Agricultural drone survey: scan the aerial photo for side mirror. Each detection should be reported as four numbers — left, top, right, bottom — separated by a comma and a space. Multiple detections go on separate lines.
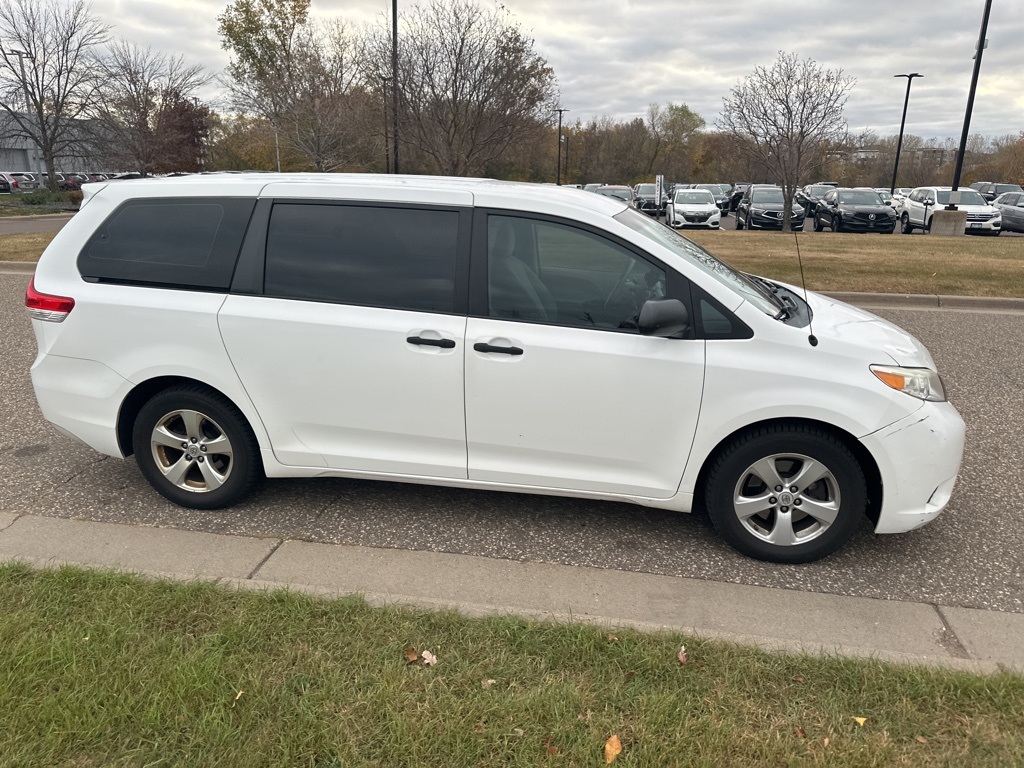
638, 298, 688, 339
925, 199, 935, 206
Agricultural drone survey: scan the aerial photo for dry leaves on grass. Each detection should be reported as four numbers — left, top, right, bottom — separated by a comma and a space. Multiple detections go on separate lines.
605, 734, 622, 763
403, 646, 438, 667
677, 645, 688, 665
852, 717, 867, 727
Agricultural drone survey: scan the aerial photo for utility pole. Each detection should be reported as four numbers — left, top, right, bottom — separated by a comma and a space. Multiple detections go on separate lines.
554, 107, 569, 185
391, 0, 400, 174
4, 47, 43, 178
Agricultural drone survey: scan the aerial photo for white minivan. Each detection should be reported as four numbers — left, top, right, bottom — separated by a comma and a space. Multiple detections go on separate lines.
26, 174, 965, 563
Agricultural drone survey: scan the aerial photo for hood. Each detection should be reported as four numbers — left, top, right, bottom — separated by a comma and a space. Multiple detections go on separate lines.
798, 289, 935, 367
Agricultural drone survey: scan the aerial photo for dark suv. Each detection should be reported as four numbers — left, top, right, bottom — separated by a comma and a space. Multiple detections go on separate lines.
812, 188, 897, 233
735, 186, 804, 231
977, 182, 1024, 203
632, 183, 664, 216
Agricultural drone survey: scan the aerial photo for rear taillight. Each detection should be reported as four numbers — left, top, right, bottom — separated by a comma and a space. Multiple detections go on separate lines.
25, 276, 75, 322
10, 179, 17, 189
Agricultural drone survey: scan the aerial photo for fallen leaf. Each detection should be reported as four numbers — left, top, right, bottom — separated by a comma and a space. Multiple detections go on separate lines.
823, 737, 831, 747
404, 646, 419, 664
916, 735, 928, 744
605, 734, 622, 763
421, 650, 437, 667
677, 645, 688, 665
82, 635, 89, 641
795, 726, 807, 738
623, 670, 636, 684
544, 736, 558, 756
513, 728, 524, 737
852, 717, 867, 727
607, 634, 619, 643
482, 679, 497, 689
792, 675, 805, 683
231, 690, 244, 708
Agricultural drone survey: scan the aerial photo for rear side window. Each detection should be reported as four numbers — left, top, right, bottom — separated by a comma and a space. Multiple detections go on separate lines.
78, 198, 255, 289
264, 203, 459, 313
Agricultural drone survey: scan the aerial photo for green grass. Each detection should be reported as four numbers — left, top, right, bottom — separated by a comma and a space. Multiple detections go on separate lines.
1, 563, 1022, 766
686, 229, 1024, 297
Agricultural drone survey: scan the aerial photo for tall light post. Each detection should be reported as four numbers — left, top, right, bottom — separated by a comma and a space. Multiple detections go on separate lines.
554, 107, 569, 185
391, 0, 400, 174
949, 0, 994, 202
890, 73, 922, 194
3, 47, 43, 178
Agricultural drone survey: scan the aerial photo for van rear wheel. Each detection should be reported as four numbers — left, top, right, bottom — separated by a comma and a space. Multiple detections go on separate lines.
703, 425, 866, 563
132, 385, 262, 509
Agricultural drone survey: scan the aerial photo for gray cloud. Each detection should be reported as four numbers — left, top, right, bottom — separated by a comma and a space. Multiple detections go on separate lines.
88, 0, 1022, 138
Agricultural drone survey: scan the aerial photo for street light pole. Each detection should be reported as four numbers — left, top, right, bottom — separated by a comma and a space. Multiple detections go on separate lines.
4, 48, 44, 179
391, 0, 400, 174
890, 73, 922, 194
554, 107, 568, 185
949, 0, 994, 200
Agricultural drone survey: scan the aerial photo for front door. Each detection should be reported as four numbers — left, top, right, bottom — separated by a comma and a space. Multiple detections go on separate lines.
465, 213, 705, 498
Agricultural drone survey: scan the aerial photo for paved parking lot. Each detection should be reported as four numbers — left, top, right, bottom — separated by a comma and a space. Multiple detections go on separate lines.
2, 272, 1022, 613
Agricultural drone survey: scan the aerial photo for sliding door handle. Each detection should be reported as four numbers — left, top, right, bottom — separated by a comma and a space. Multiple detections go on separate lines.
407, 336, 456, 349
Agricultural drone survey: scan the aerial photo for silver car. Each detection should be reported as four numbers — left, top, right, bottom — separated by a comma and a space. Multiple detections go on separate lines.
993, 191, 1024, 233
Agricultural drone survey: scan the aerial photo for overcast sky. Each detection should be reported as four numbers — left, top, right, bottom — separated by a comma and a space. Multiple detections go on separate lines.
90, 0, 1022, 139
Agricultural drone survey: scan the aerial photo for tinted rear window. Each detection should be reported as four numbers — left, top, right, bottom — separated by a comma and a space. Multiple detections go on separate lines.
264, 203, 459, 313
78, 197, 255, 288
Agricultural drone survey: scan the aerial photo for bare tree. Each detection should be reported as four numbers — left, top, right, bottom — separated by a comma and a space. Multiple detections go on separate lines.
0, 0, 108, 189
365, 0, 558, 176
90, 41, 211, 174
718, 51, 855, 230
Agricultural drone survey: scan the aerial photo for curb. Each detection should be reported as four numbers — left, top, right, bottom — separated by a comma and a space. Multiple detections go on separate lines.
1, 513, 1022, 675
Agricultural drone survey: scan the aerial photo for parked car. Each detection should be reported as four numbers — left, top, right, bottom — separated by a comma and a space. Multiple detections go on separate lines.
40, 172, 79, 191
992, 191, 1024, 233
692, 184, 731, 215
812, 188, 897, 233
735, 185, 804, 231
976, 182, 1024, 203
665, 188, 721, 229
898, 186, 1001, 235
633, 183, 665, 216
583, 183, 605, 193
25, 173, 964, 563
0, 175, 10, 194
9, 172, 38, 191
872, 189, 899, 208
594, 185, 636, 206
796, 184, 837, 217
968, 181, 990, 191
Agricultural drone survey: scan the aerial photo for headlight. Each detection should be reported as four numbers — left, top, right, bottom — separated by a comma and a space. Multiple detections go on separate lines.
870, 365, 946, 402
751, 207, 765, 215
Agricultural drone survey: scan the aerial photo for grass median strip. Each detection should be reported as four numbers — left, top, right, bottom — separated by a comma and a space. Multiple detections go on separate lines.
0, 232, 57, 261
1, 563, 1022, 766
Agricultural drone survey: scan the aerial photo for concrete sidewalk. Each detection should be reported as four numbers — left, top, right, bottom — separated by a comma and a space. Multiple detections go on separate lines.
1, 511, 1021, 675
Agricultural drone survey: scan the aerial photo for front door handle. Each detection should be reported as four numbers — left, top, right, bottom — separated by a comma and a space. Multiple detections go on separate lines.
407, 336, 455, 349
473, 342, 523, 356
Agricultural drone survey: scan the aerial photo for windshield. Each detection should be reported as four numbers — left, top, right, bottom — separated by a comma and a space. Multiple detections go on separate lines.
637, 184, 656, 195
876, 190, 892, 200
838, 190, 883, 205
936, 190, 986, 206
750, 188, 784, 204
675, 190, 716, 204
808, 185, 832, 196
995, 184, 1023, 194
614, 207, 781, 317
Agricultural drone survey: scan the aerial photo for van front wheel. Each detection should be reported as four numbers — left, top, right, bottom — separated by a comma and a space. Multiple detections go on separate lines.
703, 425, 866, 563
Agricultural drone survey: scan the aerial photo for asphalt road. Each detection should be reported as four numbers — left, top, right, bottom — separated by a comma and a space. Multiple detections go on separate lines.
2, 272, 1022, 612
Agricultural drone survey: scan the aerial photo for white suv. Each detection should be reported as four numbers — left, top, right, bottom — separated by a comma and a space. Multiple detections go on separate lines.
898, 186, 1002, 234
27, 174, 965, 563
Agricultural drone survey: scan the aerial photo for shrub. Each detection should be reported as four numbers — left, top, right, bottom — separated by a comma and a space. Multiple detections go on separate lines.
20, 189, 70, 206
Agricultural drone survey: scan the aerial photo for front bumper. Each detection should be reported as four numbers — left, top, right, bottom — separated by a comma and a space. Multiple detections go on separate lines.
837, 216, 898, 232
748, 212, 804, 230
861, 401, 965, 534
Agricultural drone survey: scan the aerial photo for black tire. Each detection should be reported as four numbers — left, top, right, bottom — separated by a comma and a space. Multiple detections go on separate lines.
901, 213, 914, 234
703, 424, 867, 563
813, 214, 824, 232
833, 215, 843, 233
132, 385, 262, 509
